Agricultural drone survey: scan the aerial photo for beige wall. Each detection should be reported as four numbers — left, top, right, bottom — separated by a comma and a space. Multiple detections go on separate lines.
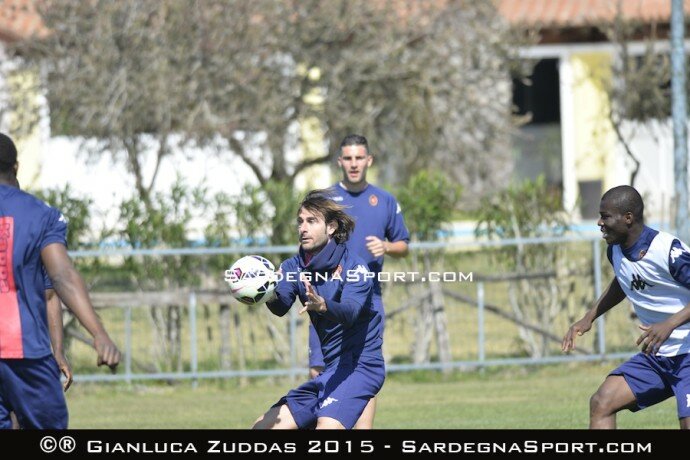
570, 52, 615, 189
8, 69, 43, 189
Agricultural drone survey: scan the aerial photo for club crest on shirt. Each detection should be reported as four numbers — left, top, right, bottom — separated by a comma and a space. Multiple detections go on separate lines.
369, 194, 378, 206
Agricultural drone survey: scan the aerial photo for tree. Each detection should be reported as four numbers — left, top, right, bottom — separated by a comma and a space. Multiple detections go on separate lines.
397, 170, 461, 368
474, 176, 586, 358
9, 0, 526, 243
191, 0, 522, 207
598, 5, 690, 190
8, 1, 203, 210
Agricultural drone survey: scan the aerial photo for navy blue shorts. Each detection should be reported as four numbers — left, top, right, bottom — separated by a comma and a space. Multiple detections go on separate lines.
274, 353, 385, 429
0, 356, 68, 429
309, 296, 383, 368
610, 352, 690, 419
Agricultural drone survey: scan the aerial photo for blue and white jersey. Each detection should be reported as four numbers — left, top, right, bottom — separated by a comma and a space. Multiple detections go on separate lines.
608, 226, 690, 356
332, 183, 410, 296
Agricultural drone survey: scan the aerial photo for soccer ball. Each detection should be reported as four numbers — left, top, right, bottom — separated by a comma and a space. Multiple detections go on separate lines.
225, 255, 277, 305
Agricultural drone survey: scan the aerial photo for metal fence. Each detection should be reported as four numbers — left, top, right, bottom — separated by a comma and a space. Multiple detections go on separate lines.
66, 234, 638, 384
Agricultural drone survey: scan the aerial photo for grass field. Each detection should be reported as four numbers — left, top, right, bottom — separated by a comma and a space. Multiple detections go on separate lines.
66, 361, 679, 429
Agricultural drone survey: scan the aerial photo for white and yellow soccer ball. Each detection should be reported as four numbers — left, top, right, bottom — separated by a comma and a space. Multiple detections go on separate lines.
225, 255, 277, 305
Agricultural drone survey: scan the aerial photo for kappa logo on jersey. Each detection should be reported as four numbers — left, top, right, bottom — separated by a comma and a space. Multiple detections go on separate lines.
352, 264, 369, 276
320, 397, 338, 409
58, 214, 68, 224
396, 202, 402, 214
671, 246, 686, 264
630, 274, 654, 291
686, 394, 690, 408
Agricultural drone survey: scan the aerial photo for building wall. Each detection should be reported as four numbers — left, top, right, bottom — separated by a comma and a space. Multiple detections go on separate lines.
571, 52, 614, 182
613, 119, 676, 228
569, 51, 616, 218
0, 47, 43, 188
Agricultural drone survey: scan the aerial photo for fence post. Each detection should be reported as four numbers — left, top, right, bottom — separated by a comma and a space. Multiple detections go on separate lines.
592, 239, 605, 356
189, 291, 198, 389
477, 281, 485, 366
124, 305, 132, 385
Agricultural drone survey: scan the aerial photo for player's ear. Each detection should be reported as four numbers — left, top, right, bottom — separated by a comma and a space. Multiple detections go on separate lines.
366, 155, 373, 167
326, 221, 336, 237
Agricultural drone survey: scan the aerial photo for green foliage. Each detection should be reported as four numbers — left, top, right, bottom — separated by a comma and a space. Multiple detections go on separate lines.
396, 170, 462, 241
119, 178, 206, 289
475, 175, 568, 243
33, 184, 93, 250
264, 181, 301, 247
235, 185, 268, 245
473, 176, 577, 358
203, 187, 265, 275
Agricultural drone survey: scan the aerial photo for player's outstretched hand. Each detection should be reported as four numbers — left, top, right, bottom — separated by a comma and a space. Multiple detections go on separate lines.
300, 280, 327, 315
94, 333, 121, 371
562, 317, 593, 353
55, 351, 73, 391
636, 322, 673, 355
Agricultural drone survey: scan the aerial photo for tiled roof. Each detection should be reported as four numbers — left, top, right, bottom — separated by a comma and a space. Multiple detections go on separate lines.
1, 1, 688, 44
0, 0, 44, 42
498, 0, 690, 28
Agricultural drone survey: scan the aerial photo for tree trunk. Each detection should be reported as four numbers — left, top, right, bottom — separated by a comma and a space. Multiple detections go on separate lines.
232, 305, 248, 387
429, 277, 452, 372
424, 252, 452, 371
412, 295, 433, 364
264, 310, 288, 365
219, 303, 232, 371
149, 306, 165, 372
167, 305, 183, 373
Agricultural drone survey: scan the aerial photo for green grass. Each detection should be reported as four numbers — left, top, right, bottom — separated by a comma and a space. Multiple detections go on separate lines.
66, 362, 679, 429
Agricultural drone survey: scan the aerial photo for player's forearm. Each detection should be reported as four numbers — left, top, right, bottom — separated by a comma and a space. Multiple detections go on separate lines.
265, 283, 295, 316
51, 267, 109, 339
46, 297, 65, 354
665, 303, 690, 329
585, 278, 626, 322
322, 299, 362, 327
384, 240, 408, 258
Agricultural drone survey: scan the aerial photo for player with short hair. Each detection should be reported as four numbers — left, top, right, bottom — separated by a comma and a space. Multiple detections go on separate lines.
308, 133, 409, 428
253, 189, 384, 430
9, 163, 70, 429
0, 132, 120, 429
563, 185, 690, 429
12, 176, 73, 393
